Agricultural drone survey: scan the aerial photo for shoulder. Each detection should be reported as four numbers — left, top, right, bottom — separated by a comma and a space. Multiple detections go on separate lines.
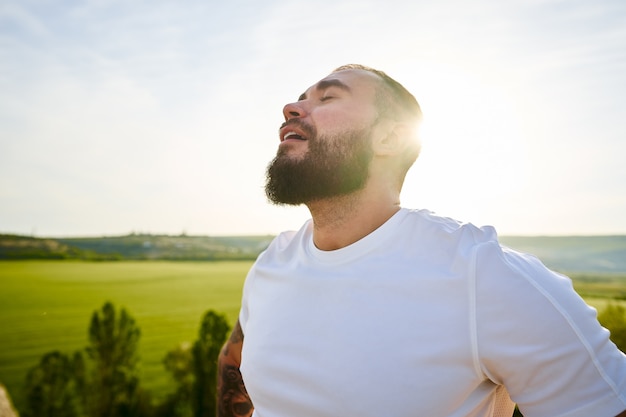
400, 208, 499, 259
400, 209, 562, 290
404, 208, 496, 239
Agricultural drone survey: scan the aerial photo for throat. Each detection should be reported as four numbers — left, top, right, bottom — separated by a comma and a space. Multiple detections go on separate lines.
308, 192, 399, 251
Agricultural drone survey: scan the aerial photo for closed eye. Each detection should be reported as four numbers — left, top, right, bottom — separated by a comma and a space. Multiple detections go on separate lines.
299, 78, 351, 102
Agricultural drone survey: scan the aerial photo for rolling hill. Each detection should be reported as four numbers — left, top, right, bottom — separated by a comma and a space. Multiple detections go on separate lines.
1, 233, 625, 273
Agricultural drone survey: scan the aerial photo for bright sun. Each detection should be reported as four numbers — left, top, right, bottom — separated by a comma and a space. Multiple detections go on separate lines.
398, 62, 530, 228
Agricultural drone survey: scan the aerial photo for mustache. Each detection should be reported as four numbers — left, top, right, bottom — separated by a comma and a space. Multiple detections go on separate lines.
279, 119, 316, 139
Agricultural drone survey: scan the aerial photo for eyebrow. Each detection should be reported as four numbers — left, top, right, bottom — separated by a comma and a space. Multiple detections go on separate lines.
298, 78, 351, 101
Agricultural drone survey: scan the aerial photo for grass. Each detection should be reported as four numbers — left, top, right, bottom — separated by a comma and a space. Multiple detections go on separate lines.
0, 260, 252, 410
1, 261, 625, 412
569, 272, 626, 300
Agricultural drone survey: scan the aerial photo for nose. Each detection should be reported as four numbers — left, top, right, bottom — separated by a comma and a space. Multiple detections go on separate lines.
282, 101, 306, 121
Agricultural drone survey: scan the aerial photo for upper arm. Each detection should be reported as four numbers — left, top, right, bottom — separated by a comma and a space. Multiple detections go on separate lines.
220, 319, 244, 367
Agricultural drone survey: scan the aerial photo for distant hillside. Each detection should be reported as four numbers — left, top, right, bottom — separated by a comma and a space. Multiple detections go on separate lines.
0, 234, 107, 260
0, 234, 272, 261
500, 235, 626, 274
57, 234, 273, 260
1, 233, 625, 273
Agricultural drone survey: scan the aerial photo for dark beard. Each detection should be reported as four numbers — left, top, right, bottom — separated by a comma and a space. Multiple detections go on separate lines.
265, 123, 374, 205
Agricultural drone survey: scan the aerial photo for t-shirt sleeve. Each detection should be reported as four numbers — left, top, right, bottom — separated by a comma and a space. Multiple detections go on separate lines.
473, 241, 626, 417
238, 267, 255, 336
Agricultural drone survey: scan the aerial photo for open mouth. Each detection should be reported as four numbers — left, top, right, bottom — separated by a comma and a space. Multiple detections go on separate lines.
283, 131, 307, 141
279, 120, 313, 143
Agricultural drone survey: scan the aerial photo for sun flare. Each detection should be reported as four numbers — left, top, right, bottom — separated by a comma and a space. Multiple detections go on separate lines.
399, 62, 529, 227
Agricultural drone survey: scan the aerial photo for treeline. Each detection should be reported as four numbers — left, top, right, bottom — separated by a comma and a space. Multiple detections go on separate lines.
0, 234, 272, 261
20, 302, 230, 417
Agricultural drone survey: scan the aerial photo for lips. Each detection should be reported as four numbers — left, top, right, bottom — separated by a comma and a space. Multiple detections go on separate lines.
279, 121, 312, 143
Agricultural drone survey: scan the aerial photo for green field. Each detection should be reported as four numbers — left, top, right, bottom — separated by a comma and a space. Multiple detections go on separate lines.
1, 260, 625, 413
0, 260, 252, 410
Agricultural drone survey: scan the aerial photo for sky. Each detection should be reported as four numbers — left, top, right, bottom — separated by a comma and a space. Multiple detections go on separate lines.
1, 0, 625, 237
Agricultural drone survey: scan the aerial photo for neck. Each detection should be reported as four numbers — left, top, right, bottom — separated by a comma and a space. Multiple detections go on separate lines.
306, 186, 401, 251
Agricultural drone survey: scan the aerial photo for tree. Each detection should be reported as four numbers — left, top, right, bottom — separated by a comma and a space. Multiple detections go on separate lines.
22, 351, 83, 417
598, 302, 626, 352
86, 301, 143, 417
159, 342, 195, 417
191, 311, 231, 417
158, 311, 231, 417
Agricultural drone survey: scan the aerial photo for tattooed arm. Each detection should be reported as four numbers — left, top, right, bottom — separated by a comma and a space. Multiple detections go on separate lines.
217, 320, 253, 417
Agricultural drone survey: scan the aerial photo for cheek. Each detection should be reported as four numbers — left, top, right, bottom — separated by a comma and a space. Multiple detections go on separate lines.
312, 108, 377, 135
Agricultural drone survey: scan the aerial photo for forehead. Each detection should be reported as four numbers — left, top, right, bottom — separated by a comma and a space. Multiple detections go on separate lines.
301, 69, 382, 100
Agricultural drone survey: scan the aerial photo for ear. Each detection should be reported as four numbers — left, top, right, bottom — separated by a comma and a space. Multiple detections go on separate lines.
372, 123, 409, 156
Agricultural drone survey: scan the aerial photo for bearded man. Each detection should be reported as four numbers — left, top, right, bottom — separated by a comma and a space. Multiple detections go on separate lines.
217, 64, 626, 417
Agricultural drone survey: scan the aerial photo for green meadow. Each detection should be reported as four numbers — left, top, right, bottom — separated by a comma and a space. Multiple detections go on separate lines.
0, 260, 252, 409
1, 260, 625, 411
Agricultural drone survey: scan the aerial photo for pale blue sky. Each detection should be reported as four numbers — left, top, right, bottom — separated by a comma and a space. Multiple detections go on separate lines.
1, 0, 625, 237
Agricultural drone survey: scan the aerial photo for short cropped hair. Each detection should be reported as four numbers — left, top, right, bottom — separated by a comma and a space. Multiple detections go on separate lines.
333, 64, 422, 184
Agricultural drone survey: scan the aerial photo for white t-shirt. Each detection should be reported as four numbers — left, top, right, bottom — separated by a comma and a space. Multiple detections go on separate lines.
239, 208, 626, 417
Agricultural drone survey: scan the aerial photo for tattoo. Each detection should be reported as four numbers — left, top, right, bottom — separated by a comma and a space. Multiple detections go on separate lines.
218, 321, 251, 417
218, 363, 253, 417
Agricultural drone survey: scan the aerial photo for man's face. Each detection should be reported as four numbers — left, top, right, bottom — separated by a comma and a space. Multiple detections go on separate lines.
265, 69, 382, 205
